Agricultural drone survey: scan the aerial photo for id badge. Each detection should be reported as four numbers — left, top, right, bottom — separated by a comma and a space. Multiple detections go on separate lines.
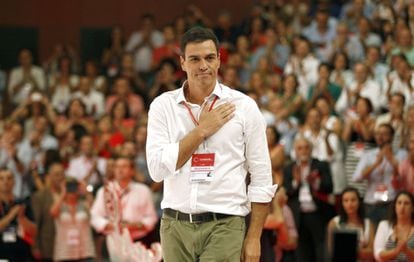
2, 226, 17, 243
374, 184, 389, 202
190, 153, 215, 182
299, 184, 313, 203
67, 228, 80, 246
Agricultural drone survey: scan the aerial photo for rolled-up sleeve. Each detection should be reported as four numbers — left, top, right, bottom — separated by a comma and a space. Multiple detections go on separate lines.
352, 153, 370, 182
374, 221, 392, 261
90, 188, 109, 232
146, 96, 179, 182
243, 99, 277, 203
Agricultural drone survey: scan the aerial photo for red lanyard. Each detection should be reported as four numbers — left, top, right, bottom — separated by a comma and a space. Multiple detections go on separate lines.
183, 96, 218, 126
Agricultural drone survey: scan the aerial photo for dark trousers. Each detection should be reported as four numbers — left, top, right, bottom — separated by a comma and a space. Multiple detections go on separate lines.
297, 211, 327, 262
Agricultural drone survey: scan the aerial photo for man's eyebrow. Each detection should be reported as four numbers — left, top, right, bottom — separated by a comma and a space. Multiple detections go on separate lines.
187, 53, 217, 59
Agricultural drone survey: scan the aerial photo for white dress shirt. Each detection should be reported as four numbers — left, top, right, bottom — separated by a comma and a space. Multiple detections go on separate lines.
66, 155, 106, 186
8, 66, 46, 104
125, 30, 164, 73
381, 70, 414, 108
284, 55, 320, 100
352, 148, 406, 204
90, 182, 158, 240
72, 90, 105, 119
146, 82, 276, 216
335, 79, 383, 113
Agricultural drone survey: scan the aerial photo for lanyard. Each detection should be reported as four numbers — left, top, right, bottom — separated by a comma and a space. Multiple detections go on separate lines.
183, 96, 218, 126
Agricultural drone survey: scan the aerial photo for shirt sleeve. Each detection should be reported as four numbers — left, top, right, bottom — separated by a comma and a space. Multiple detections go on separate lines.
243, 98, 277, 203
352, 153, 370, 182
137, 186, 158, 232
374, 220, 391, 261
146, 96, 179, 182
90, 188, 109, 232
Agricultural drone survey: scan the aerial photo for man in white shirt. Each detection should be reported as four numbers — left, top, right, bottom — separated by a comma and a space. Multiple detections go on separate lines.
146, 27, 276, 262
66, 135, 106, 191
90, 156, 157, 247
336, 62, 383, 113
125, 14, 164, 74
8, 49, 46, 106
352, 123, 406, 225
72, 76, 105, 119
284, 37, 320, 100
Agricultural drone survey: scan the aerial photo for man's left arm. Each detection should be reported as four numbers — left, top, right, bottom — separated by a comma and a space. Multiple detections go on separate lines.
242, 98, 277, 261
242, 202, 269, 262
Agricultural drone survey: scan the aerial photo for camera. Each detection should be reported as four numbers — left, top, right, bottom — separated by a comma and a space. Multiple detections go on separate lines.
66, 180, 79, 193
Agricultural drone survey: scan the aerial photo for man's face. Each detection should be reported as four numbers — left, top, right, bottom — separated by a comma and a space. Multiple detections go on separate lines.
114, 158, 133, 182
354, 63, 367, 83
295, 139, 312, 162
115, 79, 130, 96
78, 77, 91, 94
306, 109, 321, 130
180, 40, 220, 89
19, 50, 32, 68
389, 95, 404, 116
0, 170, 14, 194
375, 126, 393, 147
80, 136, 93, 156
49, 164, 65, 188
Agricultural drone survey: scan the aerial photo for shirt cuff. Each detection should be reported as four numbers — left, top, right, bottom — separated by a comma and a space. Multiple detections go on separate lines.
248, 184, 278, 203
92, 217, 109, 232
161, 142, 180, 176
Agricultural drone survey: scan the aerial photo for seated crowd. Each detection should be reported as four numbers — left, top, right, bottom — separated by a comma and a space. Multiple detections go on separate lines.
3, 0, 414, 261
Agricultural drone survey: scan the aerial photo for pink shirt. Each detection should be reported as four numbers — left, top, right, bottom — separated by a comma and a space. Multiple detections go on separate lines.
90, 182, 158, 240
397, 158, 414, 194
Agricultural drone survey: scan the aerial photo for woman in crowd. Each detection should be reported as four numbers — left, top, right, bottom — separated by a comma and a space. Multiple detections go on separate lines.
109, 99, 135, 141
101, 25, 125, 79
342, 96, 376, 194
327, 187, 375, 261
276, 73, 304, 120
330, 51, 354, 90
50, 177, 95, 261
49, 56, 79, 114
54, 98, 95, 139
313, 95, 342, 137
374, 191, 414, 261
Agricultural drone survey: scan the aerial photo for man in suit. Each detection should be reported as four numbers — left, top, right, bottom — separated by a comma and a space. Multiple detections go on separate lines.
283, 136, 334, 262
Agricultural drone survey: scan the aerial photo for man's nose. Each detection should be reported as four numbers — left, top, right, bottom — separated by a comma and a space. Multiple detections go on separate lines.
199, 59, 208, 70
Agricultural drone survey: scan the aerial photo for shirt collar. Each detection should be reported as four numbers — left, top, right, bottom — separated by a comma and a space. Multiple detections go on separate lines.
176, 81, 225, 104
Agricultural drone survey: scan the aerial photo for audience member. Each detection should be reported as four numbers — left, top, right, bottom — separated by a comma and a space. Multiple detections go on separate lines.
31, 162, 65, 261
125, 13, 164, 76
66, 135, 106, 192
283, 137, 334, 262
0, 169, 37, 261
374, 191, 414, 261
7, 49, 46, 106
50, 177, 95, 261
327, 187, 375, 261
353, 123, 406, 225
90, 156, 158, 247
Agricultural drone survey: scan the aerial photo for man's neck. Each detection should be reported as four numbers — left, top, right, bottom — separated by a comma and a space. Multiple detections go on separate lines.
185, 81, 215, 105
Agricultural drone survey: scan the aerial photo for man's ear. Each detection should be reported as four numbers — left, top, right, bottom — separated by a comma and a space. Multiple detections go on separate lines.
180, 56, 186, 72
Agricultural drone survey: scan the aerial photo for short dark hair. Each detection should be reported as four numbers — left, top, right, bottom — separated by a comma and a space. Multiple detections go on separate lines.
180, 27, 219, 56
378, 123, 395, 138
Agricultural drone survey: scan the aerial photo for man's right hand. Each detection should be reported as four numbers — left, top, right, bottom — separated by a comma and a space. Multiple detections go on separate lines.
197, 102, 235, 138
